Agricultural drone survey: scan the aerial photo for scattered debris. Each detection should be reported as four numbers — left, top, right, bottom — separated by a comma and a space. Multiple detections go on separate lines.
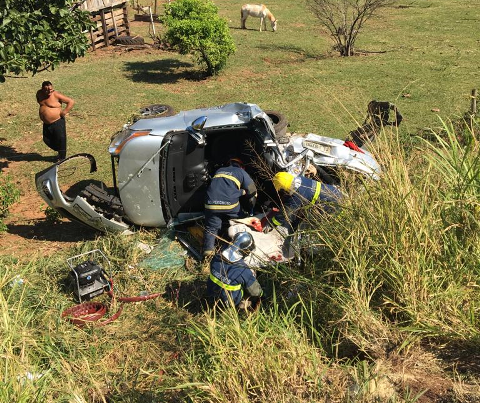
136, 241, 154, 254
114, 35, 145, 46
10, 275, 24, 287
17, 371, 44, 384
138, 231, 185, 271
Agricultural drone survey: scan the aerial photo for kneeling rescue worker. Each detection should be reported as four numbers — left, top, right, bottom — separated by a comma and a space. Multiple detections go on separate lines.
203, 158, 257, 258
271, 171, 342, 235
207, 231, 263, 309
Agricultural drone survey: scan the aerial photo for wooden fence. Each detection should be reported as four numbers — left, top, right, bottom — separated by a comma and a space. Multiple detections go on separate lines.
80, 0, 131, 50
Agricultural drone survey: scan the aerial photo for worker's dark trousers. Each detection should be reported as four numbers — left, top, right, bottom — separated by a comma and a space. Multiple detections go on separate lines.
43, 117, 67, 160
203, 209, 240, 252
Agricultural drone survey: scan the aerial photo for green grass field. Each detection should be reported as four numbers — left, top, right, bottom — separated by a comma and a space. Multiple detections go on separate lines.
1, 0, 480, 401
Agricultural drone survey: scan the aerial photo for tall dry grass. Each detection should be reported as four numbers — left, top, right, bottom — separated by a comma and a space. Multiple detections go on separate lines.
167, 302, 352, 402
302, 119, 480, 355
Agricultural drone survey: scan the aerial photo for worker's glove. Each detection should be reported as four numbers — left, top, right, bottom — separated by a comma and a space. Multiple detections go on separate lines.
304, 164, 317, 178
238, 297, 262, 312
250, 296, 262, 311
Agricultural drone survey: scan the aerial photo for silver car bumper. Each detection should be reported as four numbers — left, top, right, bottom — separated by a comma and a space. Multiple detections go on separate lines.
35, 154, 131, 233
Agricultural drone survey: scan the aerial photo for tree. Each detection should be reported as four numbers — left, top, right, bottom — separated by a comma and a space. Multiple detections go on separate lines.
0, 0, 93, 82
162, 0, 236, 76
307, 0, 396, 56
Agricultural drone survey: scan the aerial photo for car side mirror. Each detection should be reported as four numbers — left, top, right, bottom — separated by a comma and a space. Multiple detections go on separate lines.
187, 116, 207, 146
191, 116, 207, 131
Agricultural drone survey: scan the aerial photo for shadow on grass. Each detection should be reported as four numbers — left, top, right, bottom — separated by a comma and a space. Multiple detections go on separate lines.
7, 220, 97, 242
123, 58, 207, 84
106, 390, 187, 403
0, 143, 56, 171
229, 26, 269, 31
255, 43, 328, 62
163, 278, 208, 315
433, 339, 480, 376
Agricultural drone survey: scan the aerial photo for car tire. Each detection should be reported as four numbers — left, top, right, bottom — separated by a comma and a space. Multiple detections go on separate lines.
265, 110, 288, 139
139, 104, 176, 118
114, 35, 145, 46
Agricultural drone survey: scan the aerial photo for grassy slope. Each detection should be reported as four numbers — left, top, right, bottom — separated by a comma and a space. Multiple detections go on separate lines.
0, 0, 478, 161
1, 0, 480, 401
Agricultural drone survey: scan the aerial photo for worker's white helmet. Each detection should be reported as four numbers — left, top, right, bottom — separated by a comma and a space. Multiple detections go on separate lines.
221, 232, 255, 263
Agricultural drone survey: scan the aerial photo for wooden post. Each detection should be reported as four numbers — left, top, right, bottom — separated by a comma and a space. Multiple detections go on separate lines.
149, 6, 156, 36
111, 7, 118, 38
89, 26, 96, 50
470, 89, 478, 115
100, 9, 109, 47
154, 0, 158, 15
123, 5, 131, 36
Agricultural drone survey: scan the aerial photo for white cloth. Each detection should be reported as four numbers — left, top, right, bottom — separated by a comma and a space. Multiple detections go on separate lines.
227, 221, 291, 268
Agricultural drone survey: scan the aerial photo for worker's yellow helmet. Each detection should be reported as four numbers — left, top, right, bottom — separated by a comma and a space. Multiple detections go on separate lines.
272, 172, 295, 193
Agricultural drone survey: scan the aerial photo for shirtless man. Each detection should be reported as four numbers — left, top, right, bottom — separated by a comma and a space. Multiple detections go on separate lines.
36, 81, 75, 161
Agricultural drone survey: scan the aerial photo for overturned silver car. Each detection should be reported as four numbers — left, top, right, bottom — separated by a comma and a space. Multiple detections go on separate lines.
35, 102, 389, 233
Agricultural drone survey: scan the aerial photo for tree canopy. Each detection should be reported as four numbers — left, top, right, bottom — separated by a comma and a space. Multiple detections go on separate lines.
0, 0, 93, 82
307, 0, 396, 56
162, 0, 236, 76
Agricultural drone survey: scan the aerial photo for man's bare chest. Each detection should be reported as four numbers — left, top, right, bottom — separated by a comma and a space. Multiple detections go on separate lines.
39, 94, 61, 108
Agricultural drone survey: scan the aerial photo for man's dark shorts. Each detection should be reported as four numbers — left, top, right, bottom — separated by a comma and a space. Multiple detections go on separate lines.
43, 117, 66, 160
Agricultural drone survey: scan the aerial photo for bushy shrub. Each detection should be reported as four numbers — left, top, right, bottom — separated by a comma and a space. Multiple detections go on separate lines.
44, 206, 62, 224
0, 172, 20, 231
162, 0, 236, 76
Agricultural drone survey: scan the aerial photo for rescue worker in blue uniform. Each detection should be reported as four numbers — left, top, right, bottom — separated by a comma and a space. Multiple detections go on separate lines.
270, 172, 342, 257
203, 158, 257, 257
207, 231, 263, 309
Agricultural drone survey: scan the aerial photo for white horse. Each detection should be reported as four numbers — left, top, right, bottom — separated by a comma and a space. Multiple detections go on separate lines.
241, 4, 277, 32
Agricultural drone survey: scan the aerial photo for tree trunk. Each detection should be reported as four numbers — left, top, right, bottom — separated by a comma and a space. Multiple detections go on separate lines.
340, 44, 353, 56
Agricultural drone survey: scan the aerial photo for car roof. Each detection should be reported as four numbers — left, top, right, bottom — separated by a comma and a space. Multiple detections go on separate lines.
129, 102, 265, 136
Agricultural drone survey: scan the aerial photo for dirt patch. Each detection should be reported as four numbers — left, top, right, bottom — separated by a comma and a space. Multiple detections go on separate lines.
373, 347, 480, 403
1, 219, 97, 258
89, 44, 158, 58
85, 20, 161, 58
0, 180, 97, 258
433, 340, 480, 377
1, 137, 97, 259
